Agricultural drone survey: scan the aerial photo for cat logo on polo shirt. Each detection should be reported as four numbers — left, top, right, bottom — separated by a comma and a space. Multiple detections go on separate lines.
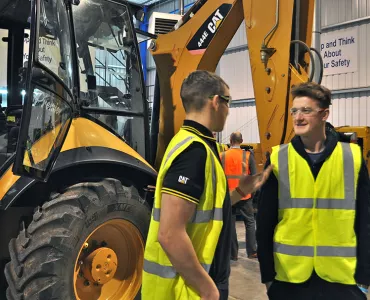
178, 175, 189, 184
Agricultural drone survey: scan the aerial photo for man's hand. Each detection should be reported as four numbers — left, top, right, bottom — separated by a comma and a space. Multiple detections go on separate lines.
238, 164, 273, 196
229, 165, 273, 205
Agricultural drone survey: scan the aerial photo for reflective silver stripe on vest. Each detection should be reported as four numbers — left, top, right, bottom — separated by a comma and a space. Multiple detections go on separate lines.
153, 207, 223, 223
278, 144, 292, 207
274, 242, 356, 257
316, 198, 355, 209
165, 136, 195, 165
274, 242, 314, 256
242, 150, 247, 173
279, 198, 356, 209
144, 259, 212, 278
278, 143, 355, 210
317, 246, 356, 257
190, 208, 223, 222
210, 152, 217, 200
279, 198, 313, 209
342, 142, 355, 204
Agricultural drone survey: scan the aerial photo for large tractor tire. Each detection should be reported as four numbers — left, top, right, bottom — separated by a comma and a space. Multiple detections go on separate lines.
5, 178, 151, 300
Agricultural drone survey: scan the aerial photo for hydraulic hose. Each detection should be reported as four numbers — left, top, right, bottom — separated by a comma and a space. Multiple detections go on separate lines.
310, 47, 324, 84
290, 40, 315, 82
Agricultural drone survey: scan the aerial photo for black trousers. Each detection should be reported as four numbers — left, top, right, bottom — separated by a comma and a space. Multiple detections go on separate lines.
267, 272, 367, 300
230, 213, 238, 259
218, 288, 228, 300
231, 200, 257, 258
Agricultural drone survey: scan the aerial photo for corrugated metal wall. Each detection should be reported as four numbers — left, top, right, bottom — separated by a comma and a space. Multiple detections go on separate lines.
318, 0, 370, 131
321, 0, 370, 90
321, 0, 370, 25
219, 47, 254, 101
218, 21, 256, 142
226, 21, 247, 49
328, 91, 370, 126
219, 101, 259, 144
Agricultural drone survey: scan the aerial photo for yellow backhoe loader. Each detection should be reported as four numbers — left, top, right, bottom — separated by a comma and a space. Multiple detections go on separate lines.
0, 0, 368, 299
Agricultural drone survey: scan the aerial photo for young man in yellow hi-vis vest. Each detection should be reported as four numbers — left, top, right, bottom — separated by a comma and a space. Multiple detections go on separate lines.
257, 82, 370, 300
142, 70, 272, 300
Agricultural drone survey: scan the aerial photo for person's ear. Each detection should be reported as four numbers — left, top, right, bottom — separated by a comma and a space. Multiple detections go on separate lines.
322, 109, 330, 121
209, 95, 220, 110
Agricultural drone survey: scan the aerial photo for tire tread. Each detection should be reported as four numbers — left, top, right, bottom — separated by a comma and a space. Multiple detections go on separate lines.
5, 178, 148, 299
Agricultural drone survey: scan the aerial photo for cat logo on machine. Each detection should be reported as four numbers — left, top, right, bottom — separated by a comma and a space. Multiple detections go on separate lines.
187, 4, 232, 52
208, 9, 224, 34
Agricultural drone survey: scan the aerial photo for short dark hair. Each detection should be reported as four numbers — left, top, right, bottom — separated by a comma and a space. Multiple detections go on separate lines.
291, 82, 332, 109
180, 70, 229, 112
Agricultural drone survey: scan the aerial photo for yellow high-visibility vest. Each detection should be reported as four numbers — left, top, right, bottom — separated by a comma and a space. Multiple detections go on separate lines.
270, 142, 362, 284
217, 142, 228, 153
142, 128, 227, 299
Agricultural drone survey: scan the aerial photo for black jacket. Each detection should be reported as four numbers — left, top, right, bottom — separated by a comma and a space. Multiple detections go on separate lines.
256, 131, 370, 286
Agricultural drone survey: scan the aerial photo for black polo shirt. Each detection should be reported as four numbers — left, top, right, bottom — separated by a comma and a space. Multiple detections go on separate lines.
162, 120, 232, 290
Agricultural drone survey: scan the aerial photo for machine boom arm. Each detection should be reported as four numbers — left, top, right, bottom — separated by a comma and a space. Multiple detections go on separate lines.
150, 0, 315, 169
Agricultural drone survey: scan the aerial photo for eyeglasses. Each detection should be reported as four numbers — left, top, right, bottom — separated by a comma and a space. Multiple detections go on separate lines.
209, 95, 231, 106
290, 107, 325, 116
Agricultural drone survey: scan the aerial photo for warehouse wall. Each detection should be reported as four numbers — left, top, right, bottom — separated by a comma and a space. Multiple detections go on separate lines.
218, 100, 259, 144
319, 0, 370, 135
218, 44, 254, 101
328, 91, 370, 126
320, 0, 370, 90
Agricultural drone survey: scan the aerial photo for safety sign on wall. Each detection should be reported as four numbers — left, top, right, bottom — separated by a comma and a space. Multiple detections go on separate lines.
320, 27, 358, 76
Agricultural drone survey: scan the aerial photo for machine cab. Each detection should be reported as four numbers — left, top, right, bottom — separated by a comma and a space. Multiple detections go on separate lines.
0, 0, 149, 182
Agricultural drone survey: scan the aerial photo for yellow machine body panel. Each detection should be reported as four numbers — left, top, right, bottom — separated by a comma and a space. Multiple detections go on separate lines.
0, 117, 155, 201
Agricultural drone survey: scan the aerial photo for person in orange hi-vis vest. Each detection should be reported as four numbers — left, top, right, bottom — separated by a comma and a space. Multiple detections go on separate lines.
220, 132, 258, 260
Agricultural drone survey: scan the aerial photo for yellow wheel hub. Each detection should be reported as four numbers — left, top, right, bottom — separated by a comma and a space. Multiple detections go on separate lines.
82, 247, 118, 285
73, 219, 144, 300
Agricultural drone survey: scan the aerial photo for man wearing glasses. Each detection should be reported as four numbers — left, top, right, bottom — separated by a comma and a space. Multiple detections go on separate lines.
142, 70, 272, 300
256, 82, 370, 299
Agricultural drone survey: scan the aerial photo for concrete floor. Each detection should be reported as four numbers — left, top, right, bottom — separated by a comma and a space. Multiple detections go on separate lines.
228, 221, 267, 300
228, 222, 370, 300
